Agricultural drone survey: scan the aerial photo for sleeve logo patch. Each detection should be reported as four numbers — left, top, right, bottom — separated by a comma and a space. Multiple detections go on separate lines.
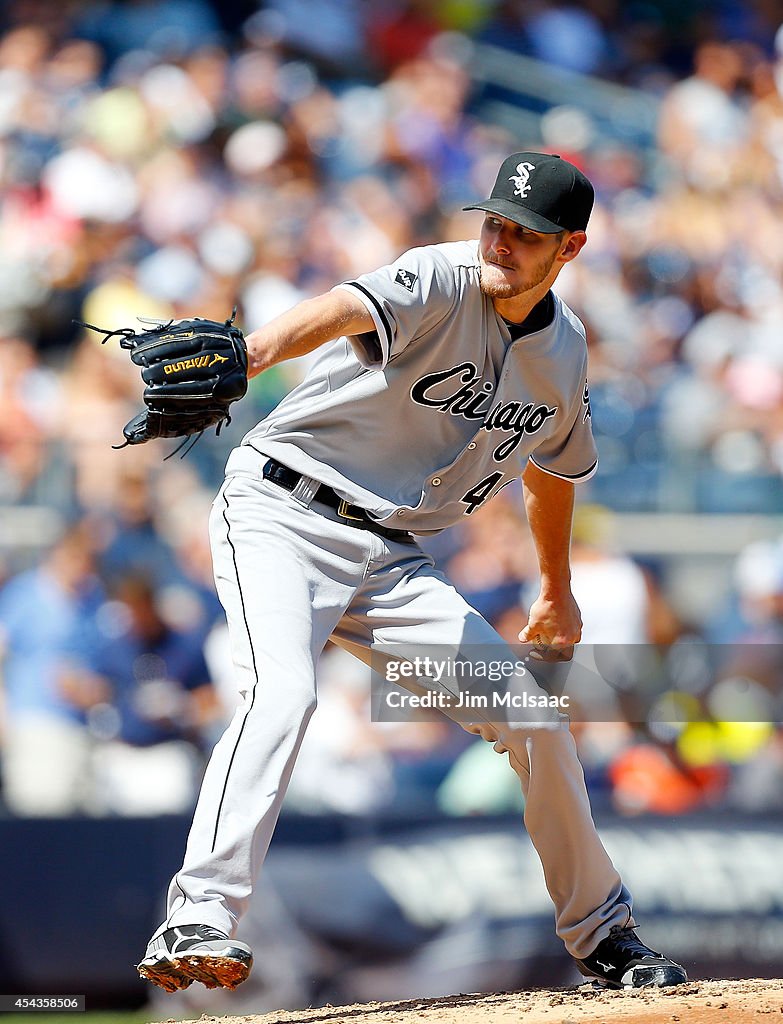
395, 268, 418, 292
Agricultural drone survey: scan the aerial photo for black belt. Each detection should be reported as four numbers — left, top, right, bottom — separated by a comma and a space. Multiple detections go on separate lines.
262, 459, 414, 544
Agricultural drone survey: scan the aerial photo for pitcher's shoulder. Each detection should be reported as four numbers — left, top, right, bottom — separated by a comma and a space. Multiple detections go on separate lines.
428, 239, 480, 270
391, 240, 479, 298
554, 293, 588, 344
387, 240, 476, 283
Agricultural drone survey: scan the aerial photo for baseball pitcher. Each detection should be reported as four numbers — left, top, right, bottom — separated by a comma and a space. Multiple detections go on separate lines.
128, 153, 687, 994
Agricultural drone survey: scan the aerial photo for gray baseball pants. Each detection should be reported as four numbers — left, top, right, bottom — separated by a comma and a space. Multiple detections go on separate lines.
157, 450, 634, 959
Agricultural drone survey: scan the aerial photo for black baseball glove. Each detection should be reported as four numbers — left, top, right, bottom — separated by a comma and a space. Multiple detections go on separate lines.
76, 310, 248, 452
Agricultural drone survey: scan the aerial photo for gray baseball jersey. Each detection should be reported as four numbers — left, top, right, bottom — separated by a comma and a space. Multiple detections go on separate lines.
241, 240, 596, 534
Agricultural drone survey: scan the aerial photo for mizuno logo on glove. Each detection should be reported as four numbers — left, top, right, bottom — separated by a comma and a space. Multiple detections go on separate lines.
164, 353, 229, 374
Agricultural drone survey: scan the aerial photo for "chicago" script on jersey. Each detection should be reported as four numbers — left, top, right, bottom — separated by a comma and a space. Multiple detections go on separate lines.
410, 362, 557, 460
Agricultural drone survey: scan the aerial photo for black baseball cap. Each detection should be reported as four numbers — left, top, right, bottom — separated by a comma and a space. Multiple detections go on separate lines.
463, 152, 594, 233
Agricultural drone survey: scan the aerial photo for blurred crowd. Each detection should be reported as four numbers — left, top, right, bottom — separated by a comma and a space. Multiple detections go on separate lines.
2, 0, 783, 819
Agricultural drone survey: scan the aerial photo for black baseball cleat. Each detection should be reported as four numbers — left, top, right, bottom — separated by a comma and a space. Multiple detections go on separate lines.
575, 925, 687, 989
136, 925, 253, 992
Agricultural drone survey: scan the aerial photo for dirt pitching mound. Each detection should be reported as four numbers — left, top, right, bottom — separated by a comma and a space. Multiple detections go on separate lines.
173, 978, 783, 1024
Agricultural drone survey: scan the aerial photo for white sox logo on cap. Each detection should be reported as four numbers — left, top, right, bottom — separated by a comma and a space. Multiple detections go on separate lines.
463, 151, 594, 233
509, 161, 536, 198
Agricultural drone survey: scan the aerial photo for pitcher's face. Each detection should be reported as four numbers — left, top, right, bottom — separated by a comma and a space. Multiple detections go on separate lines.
478, 215, 567, 299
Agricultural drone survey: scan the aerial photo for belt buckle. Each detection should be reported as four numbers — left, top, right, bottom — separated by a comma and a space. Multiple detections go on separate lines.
338, 498, 365, 522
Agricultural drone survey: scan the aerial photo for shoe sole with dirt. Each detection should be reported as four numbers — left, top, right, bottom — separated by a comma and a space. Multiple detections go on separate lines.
137, 950, 252, 991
